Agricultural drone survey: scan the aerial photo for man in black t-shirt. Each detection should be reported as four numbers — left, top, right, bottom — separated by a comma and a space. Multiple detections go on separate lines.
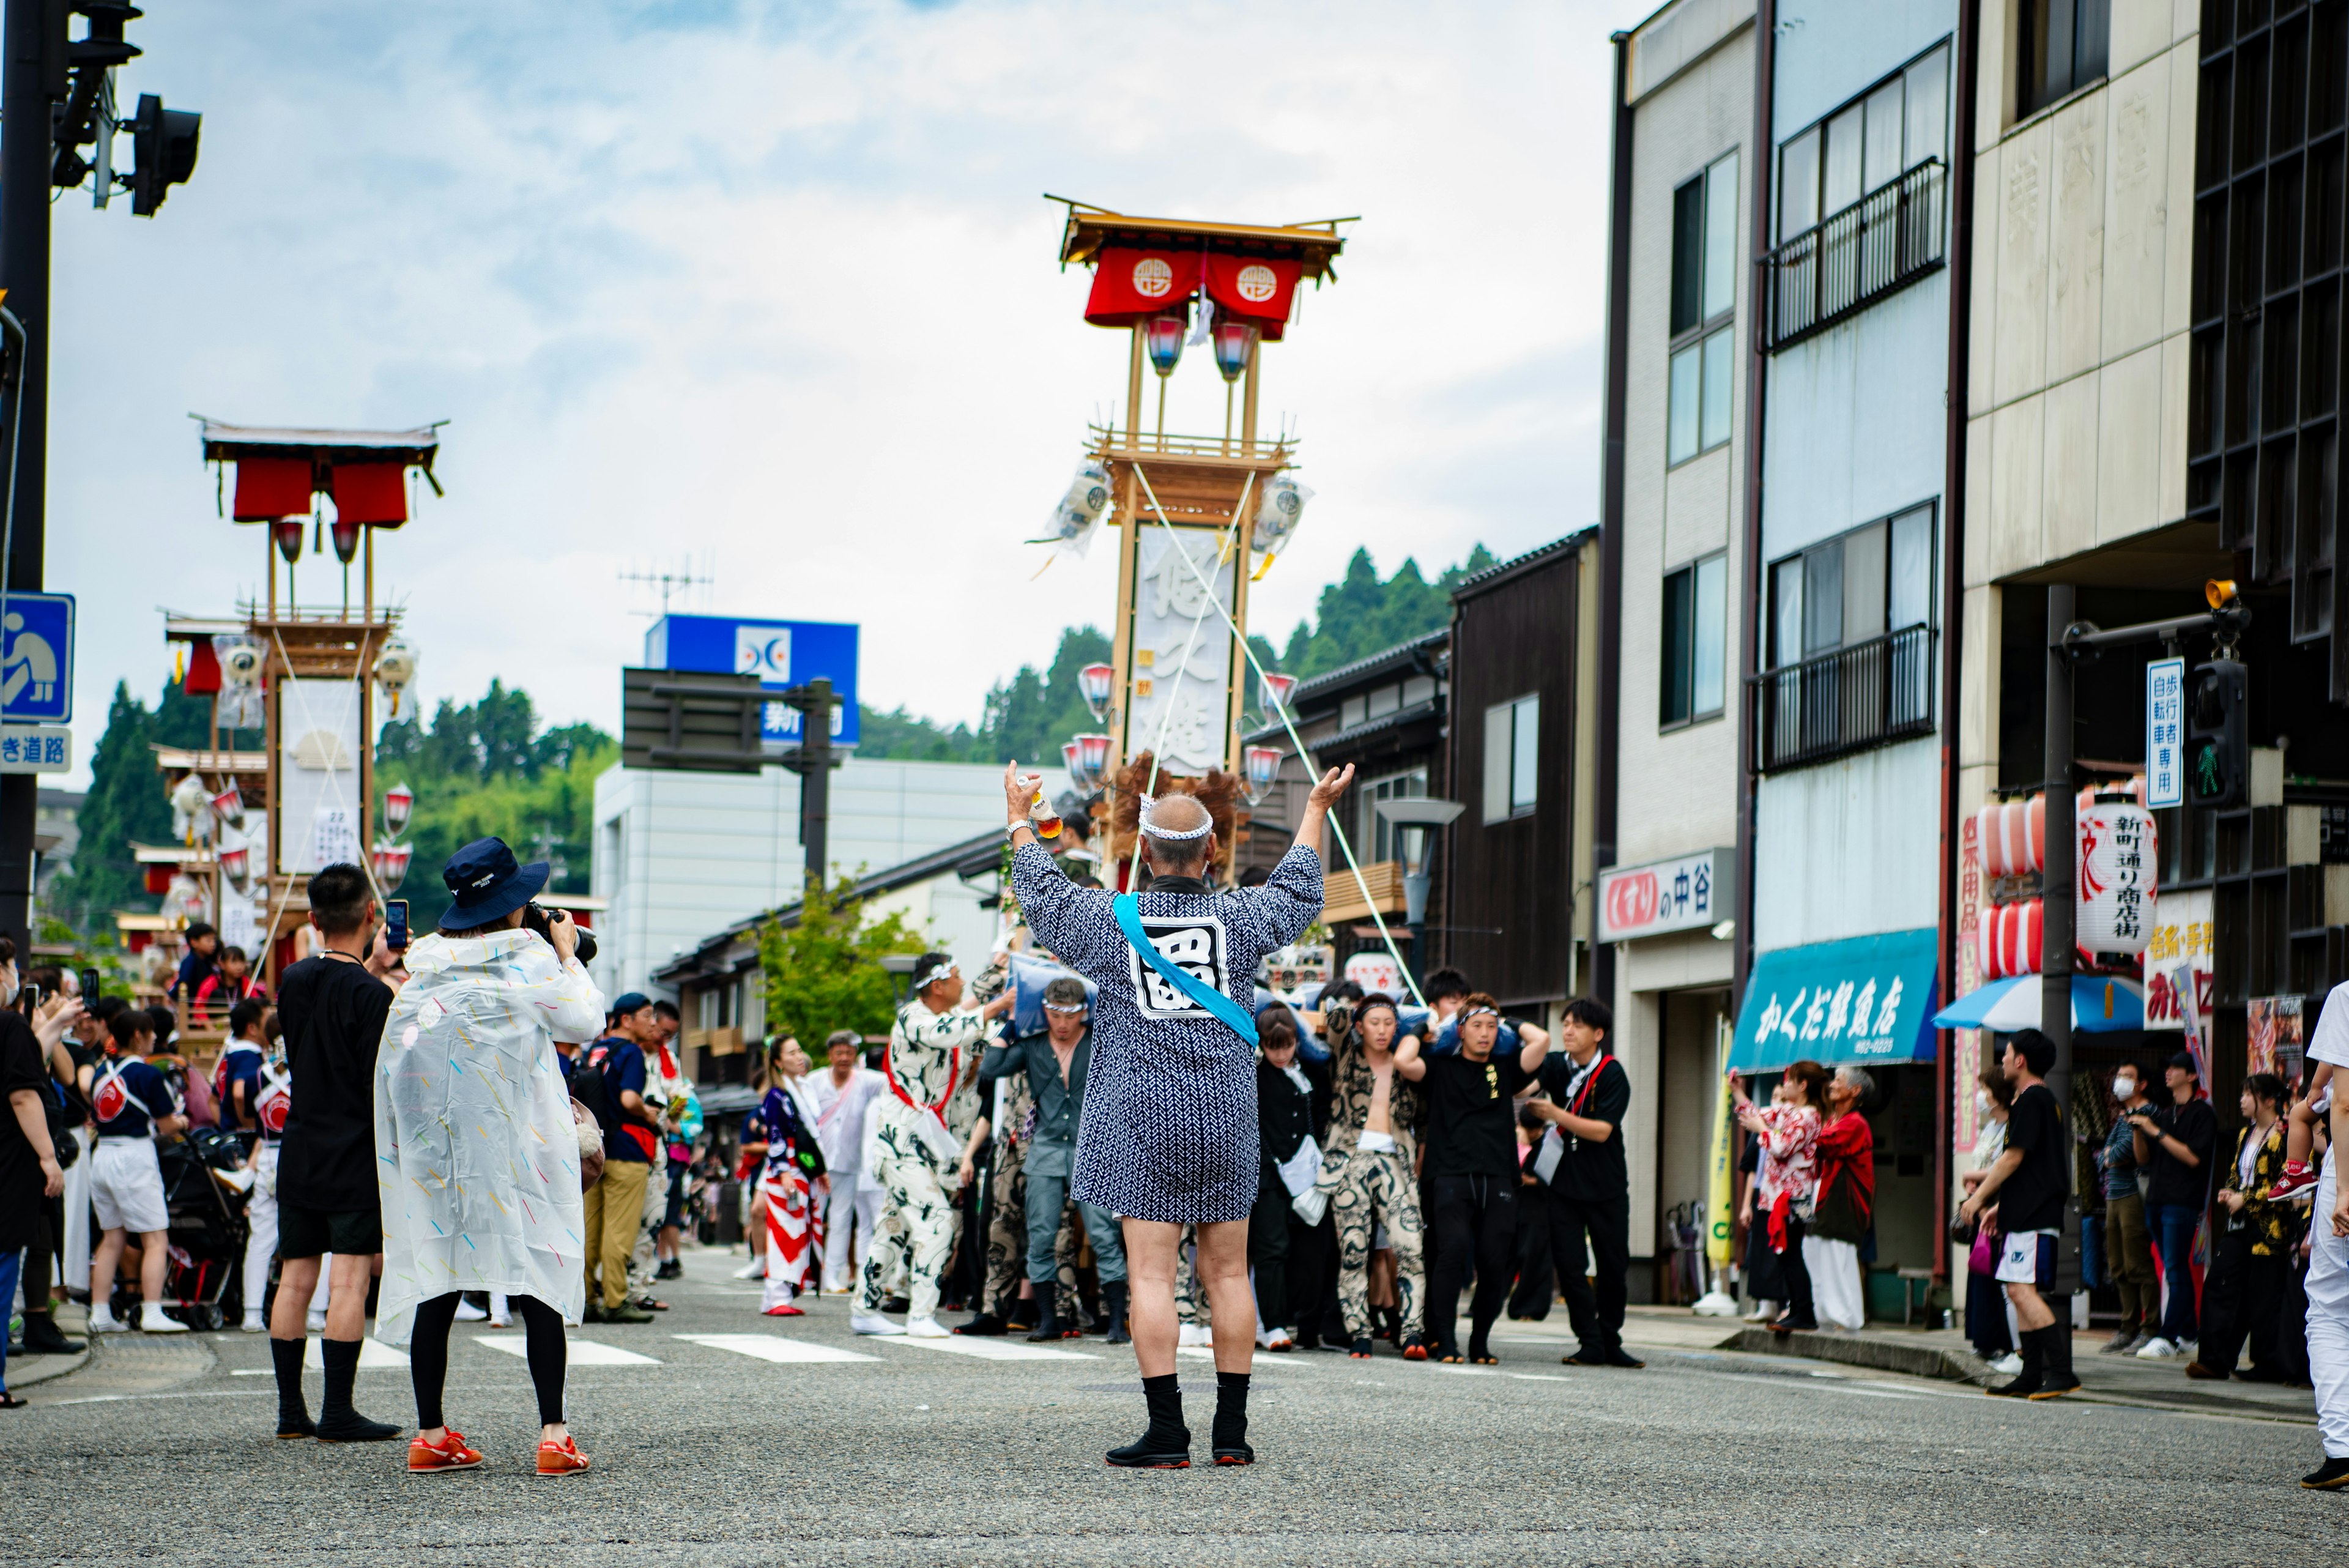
1527, 997, 1639, 1369
1959, 1028, 2077, 1399
1, 953, 67, 1405
1397, 993, 1549, 1363
268, 862, 402, 1445
2127, 1049, 2217, 1357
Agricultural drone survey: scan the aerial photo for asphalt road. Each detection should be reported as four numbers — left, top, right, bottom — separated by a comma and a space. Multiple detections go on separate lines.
2, 1249, 2340, 1567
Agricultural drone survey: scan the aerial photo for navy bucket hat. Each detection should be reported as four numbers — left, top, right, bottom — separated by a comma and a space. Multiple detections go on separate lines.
439, 836, 550, 932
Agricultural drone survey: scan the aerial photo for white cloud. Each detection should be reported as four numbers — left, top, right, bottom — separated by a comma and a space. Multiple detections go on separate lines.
45, 0, 1615, 784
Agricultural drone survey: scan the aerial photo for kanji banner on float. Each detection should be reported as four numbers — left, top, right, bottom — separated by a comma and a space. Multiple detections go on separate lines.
1203, 255, 1303, 338
1083, 247, 1204, 326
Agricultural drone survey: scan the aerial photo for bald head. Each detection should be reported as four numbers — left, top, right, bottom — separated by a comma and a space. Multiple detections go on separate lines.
1141, 793, 1214, 877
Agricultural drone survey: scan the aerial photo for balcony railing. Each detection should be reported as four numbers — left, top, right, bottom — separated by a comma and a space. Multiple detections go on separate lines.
1766, 159, 1946, 350
1751, 624, 1936, 773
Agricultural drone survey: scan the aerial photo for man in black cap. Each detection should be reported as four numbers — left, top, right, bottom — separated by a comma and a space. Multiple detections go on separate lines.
2127, 1049, 2217, 1359
269, 861, 403, 1444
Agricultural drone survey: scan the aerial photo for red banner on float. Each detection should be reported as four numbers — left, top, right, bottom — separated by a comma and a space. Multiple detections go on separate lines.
232, 458, 313, 521
1084, 247, 1204, 327
1203, 255, 1302, 338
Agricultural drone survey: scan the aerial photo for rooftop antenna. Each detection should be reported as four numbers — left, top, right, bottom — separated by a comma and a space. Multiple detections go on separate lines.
619, 555, 716, 617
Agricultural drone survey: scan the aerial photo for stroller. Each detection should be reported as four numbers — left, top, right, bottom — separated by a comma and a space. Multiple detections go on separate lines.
109, 1128, 253, 1331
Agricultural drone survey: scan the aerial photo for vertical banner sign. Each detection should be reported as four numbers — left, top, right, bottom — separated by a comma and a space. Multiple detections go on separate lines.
1954, 809, 1983, 1155
1122, 529, 1242, 776
2145, 658, 2185, 809
1705, 1017, 1735, 1267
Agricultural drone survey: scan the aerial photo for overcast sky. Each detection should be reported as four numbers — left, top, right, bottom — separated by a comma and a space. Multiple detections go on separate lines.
45, 0, 1617, 786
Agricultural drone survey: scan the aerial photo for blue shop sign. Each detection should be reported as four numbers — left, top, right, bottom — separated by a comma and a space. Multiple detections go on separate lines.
645, 614, 859, 748
1730, 926, 1939, 1072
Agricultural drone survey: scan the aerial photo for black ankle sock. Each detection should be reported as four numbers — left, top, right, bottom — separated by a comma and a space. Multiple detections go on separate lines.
270, 1336, 311, 1429
1141, 1372, 1188, 1443
1213, 1370, 1249, 1446
319, 1337, 361, 1420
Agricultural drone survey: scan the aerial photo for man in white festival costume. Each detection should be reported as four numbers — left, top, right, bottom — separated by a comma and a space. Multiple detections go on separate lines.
1004, 756, 1353, 1468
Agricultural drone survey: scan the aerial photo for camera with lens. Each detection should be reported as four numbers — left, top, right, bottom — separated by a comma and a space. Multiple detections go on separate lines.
521, 901, 596, 965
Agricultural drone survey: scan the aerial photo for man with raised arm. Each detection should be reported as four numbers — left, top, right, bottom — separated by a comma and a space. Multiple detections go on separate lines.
1004, 757, 1351, 1468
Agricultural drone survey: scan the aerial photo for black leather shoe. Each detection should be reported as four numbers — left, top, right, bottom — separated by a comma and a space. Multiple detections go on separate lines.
19, 1316, 82, 1355
1564, 1347, 1606, 1367
1984, 1371, 2044, 1399
314, 1410, 401, 1443
2303, 1457, 2349, 1490
1107, 1435, 1190, 1468
1603, 1348, 1646, 1369
1212, 1440, 1255, 1466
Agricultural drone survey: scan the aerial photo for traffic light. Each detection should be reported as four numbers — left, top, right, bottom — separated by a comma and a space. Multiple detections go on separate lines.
127, 92, 199, 217
2187, 659, 2249, 809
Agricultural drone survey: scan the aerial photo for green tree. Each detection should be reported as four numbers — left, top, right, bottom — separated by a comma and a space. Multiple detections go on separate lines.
1274, 545, 1497, 681
757, 874, 930, 1046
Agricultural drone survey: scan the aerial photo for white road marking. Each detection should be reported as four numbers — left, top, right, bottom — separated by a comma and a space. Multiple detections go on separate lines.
673, 1333, 881, 1364
303, 1336, 409, 1370
884, 1336, 1098, 1362
475, 1333, 660, 1365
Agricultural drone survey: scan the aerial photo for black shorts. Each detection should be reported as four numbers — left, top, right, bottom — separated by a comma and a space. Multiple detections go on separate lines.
278, 1202, 382, 1258
663, 1165, 688, 1228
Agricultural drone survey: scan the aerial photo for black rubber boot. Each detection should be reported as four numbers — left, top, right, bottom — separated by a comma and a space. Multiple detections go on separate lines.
1104, 1281, 1131, 1346
2032, 1320, 2080, 1400
313, 1339, 400, 1443
1107, 1373, 1190, 1468
955, 1312, 1009, 1336
270, 1336, 315, 1440
19, 1312, 81, 1354
1987, 1326, 2047, 1398
2303, 1457, 2349, 1490
1211, 1370, 1253, 1465
1026, 1282, 1063, 1342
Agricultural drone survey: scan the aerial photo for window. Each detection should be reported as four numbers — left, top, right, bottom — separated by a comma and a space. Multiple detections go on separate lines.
1661, 552, 1729, 727
1361, 768, 1428, 864
1778, 45, 1950, 243
1668, 151, 1740, 466
1767, 504, 1937, 666
2017, 0, 2109, 120
1482, 694, 1540, 824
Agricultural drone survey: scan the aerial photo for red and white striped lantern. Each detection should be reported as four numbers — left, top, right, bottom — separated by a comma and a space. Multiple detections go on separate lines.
1975, 795, 2046, 878
1978, 897, 2044, 980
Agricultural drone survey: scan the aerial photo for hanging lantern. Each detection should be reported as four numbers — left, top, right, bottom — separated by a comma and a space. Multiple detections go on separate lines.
273, 518, 305, 563
169, 773, 212, 847
384, 780, 414, 835
1143, 312, 1187, 376
1062, 741, 1091, 795
218, 842, 250, 892
331, 518, 362, 565
375, 637, 418, 718
1078, 663, 1116, 723
1212, 318, 1257, 384
210, 782, 245, 828
1260, 671, 1297, 721
1074, 733, 1111, 790
1244, 745, 1283, 806
371, 840, 413, 893
1976, 897, 2044, 981
1975, 795, 2046, 879
2077, 793, 2157, 958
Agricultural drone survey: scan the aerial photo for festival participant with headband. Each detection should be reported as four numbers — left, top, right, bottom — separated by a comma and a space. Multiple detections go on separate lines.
755, 1039, 827, 1316
807, 1029, 886, 1295
1312, 991, 1430, 1361
1005, 757, 1349, 1468
853, 953, 1011, 1338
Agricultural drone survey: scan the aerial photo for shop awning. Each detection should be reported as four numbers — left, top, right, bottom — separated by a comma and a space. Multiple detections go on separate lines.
1929, 974, 2144, 1033
1730, 927, 1939, 1071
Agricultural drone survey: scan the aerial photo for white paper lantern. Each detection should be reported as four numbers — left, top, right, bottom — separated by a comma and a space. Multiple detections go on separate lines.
1250, 474, 1313, 560
1034, 459, 1113, 563
2076, 795, 2156, 956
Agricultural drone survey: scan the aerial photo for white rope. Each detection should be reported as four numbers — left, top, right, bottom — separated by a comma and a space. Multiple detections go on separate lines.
1129, 463, 1426, 1008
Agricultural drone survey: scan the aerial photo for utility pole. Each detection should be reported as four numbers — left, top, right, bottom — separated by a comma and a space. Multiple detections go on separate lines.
0, 0, 59, 958
2041, 581, 2078, 1295
781, 678, 834, 902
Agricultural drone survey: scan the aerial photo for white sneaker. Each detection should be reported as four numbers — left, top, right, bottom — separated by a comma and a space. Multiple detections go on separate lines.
453, 1298, 488, 1321
1989, 1353, 2024, 1375
240, 1313, 267, 1334
1178, 1323, 1210, 1348
903, 1315, 951, 1339
86, 1308, 129, 1334
305, 1310, 327, 1334
140, 1304, 190, 1334
2136, 1336, 2179, 1359
850, 1311, 904, 1336
732, 1258, 768, 1280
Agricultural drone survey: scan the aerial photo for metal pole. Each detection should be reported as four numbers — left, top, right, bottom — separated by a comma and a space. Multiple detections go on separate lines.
800, 677, 831, 901
0, 0, 55, 959
2042, 581, 2080, 1296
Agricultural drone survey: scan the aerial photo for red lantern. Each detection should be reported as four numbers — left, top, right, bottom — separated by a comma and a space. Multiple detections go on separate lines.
1074, 733, 1111, 787
1244, 746, 1282, 806
371, 841, 412, 893
1977, 898, 2044, 981
218, 844, 250, 891
1144, 313, 1187, 376
272, 518, 305, 563
1260, 672, 1297, 721
331, 519, 362, 565
1062, 741, 1089, 793
1078, 664, 1116, 723
1212, 319, 1257, 384
1975, 795, 2045, 878
384, 781, 414, 835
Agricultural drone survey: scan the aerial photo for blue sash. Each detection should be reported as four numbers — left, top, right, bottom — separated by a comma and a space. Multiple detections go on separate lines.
1111, 893, 1259, 1046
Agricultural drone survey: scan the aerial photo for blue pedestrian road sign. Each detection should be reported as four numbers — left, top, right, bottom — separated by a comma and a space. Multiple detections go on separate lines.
0, 591, 73, 724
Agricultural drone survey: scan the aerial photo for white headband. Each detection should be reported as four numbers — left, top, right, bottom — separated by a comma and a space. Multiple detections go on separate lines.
1043, 999, 1089, 1014
912, 959, 957, 991
1138, 794, 1213, 841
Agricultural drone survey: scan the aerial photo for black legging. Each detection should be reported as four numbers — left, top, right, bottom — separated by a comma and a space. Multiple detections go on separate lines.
410, 1291, 566, 1430
1776, 1213, 1818, 1329
1428, 1173, 1518, 1354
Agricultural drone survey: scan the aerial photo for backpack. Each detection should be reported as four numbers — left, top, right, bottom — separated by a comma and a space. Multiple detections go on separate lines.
570, 1050, 618, 1139
40, 1079, 78, 1169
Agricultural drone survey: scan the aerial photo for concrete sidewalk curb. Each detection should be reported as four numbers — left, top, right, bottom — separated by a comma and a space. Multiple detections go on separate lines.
1716, 1326, 1994, 1384
5, 1347, 91, 1389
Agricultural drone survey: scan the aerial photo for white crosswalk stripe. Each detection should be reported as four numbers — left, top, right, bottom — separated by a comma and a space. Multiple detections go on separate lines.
475, 1333, 661, 1365
883, 1335, 1099, 1362
673, 1334, 881, 1364
303, 1336, 409, 1370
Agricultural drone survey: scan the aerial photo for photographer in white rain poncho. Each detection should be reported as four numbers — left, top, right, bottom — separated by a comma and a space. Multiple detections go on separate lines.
374, 836, 606, 1477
